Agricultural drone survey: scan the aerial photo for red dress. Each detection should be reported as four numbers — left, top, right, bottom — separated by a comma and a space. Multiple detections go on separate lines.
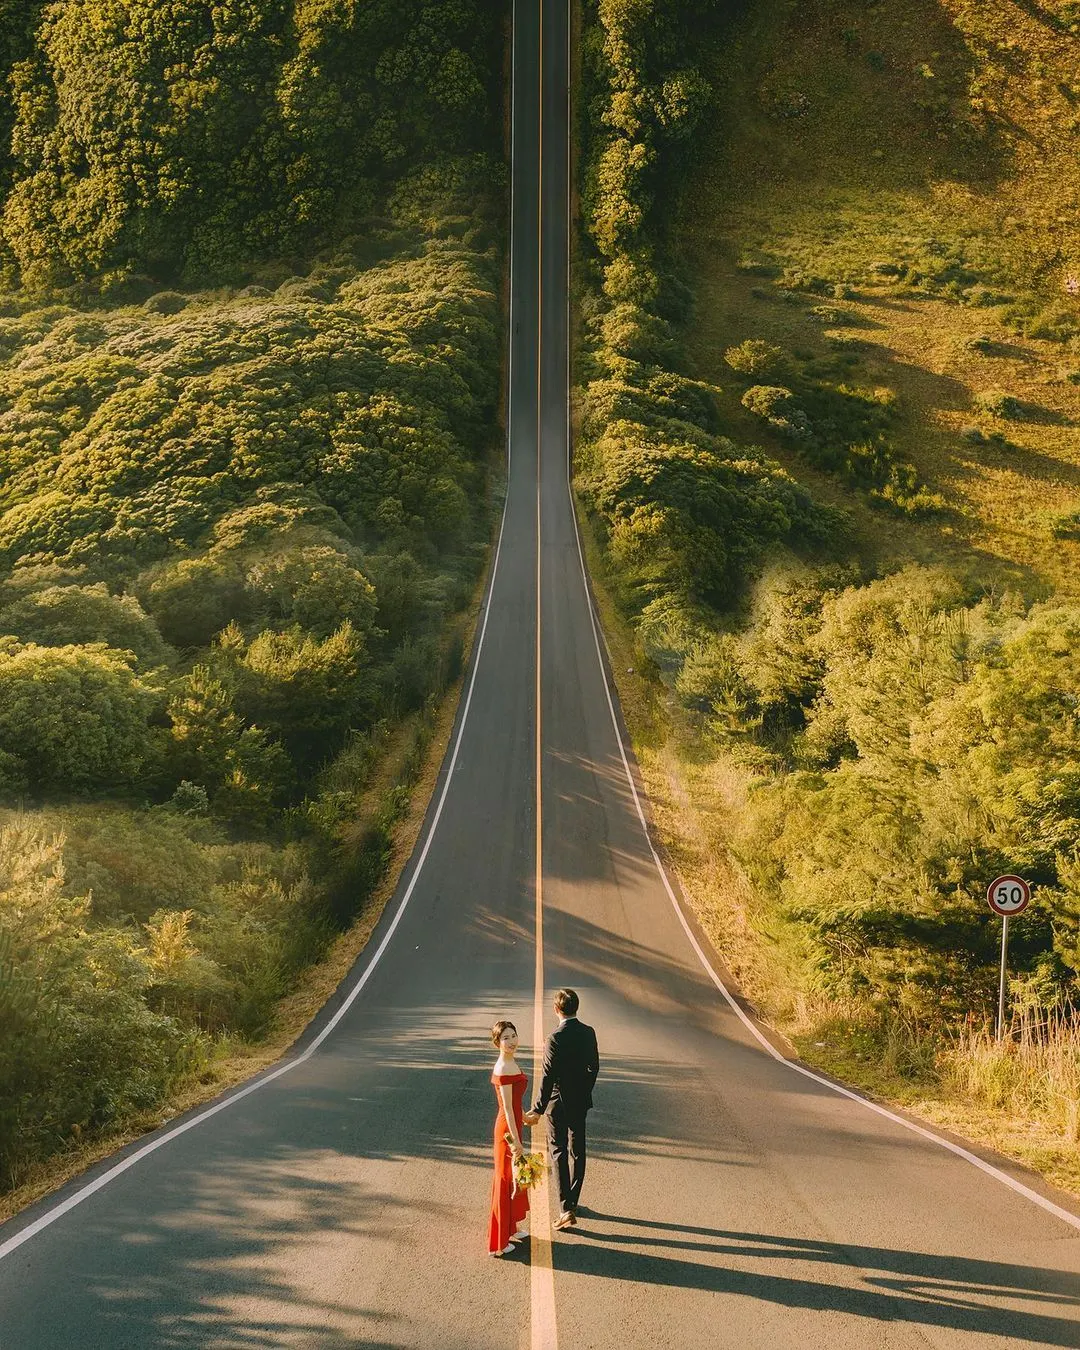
488, 1071, 529, 1252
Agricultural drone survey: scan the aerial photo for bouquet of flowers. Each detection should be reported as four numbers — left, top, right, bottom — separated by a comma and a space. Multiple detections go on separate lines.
506, 1134, 546, 1194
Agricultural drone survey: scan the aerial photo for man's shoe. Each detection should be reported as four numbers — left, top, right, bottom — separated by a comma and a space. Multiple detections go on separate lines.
554, 1211, 577, 1230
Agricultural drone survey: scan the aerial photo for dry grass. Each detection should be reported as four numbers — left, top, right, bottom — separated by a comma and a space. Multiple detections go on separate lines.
943, 1011, 1080, 1143
683, 0, 1080, 596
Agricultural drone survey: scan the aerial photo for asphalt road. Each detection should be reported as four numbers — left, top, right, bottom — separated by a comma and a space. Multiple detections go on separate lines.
2, 2, 1080, 1347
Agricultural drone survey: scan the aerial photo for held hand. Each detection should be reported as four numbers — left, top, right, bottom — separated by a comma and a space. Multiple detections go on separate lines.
510, 1141, 525, 1160
523, 1111, 539, 1127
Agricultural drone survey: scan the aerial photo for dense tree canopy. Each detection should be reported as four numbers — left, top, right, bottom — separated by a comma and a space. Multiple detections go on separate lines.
0, 0, 498, 287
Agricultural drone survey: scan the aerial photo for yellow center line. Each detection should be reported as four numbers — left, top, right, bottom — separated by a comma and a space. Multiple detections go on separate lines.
529, 3, 558, 1347
531, 440, 557, 1350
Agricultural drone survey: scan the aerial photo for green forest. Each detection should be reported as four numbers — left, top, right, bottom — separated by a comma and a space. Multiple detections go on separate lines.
0, 0, 504, 1195
577, 0, 1080, 1164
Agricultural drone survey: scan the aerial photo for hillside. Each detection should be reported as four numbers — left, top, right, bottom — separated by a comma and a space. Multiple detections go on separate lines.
575, 0, 1080, 1191
682, 0, 1080, 594
0, 0, 506, 1203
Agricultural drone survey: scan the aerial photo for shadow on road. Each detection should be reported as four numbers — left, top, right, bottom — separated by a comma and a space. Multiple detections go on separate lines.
555, 1214, 1080, 1346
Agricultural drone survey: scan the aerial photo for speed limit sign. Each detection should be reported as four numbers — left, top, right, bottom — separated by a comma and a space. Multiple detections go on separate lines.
987, 875, 1031, 917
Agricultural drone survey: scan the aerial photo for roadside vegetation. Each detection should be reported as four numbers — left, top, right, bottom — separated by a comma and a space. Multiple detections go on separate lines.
0, 0, 505, 1199
576, 0, 1080, 1192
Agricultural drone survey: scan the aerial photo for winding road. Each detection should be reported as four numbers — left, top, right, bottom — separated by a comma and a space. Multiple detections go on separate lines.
2, 2, 1080, 1346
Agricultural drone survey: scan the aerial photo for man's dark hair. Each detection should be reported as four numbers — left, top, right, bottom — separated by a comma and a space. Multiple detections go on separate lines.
554, 988, 579, 1017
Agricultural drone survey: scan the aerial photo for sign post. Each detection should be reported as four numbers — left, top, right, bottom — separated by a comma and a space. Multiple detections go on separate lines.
986, 875, 1031, 1037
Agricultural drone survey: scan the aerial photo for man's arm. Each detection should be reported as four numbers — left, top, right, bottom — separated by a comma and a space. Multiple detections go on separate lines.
585, 1027, 599, 1100
531, 1033, 558, 1116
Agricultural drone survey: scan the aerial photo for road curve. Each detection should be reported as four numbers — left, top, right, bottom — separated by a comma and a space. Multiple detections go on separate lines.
2, 2, 1080, 1347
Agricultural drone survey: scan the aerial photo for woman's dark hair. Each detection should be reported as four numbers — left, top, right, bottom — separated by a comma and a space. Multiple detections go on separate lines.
491, 1019, 517, 1048
554, 988, 579, 1016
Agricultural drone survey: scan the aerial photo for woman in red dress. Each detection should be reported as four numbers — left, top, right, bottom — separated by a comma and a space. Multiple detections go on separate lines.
488, 1019, 529, 1256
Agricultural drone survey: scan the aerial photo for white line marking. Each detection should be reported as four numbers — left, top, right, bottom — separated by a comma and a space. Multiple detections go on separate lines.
562, 248, 1080, 1242
0, 41, 524, 1269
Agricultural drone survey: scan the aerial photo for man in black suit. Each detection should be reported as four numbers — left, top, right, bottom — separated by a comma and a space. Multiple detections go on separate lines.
525, 988, 599, 1230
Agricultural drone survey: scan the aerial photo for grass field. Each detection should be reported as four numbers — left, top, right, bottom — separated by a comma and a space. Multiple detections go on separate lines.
681, 0, 1080, 596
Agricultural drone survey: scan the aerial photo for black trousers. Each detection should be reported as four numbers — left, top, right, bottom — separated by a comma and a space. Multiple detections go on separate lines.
546, 1102, 588, 1214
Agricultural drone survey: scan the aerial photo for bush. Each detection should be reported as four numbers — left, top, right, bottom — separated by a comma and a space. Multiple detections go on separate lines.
0, 820, 193, 1183
222, 622, 372, 772
742, 384, 797, 418
586, 419, 839, 608
1024, 303, 1080, 344
143, 292, 188, 315
0, 643, 159, 794
742, 384, 813, 440
724, 339, 789, 379
0, 0, 501, 286
975, 389, 1023, 418
0, 584, 171, 667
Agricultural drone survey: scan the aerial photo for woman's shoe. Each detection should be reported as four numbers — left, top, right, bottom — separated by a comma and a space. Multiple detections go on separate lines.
490, 1244, 515, 1257
510, 1229, 529, 1242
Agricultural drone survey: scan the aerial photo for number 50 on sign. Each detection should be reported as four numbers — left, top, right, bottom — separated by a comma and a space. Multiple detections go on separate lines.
986, 875, 1031, 917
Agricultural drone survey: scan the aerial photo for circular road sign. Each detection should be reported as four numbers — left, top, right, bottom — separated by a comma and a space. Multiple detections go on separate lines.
986, 875, 1031, 918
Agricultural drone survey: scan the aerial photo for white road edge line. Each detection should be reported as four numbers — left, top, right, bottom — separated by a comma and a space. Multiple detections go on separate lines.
0, 24, 523, 1265
562, 247, 1080, 1242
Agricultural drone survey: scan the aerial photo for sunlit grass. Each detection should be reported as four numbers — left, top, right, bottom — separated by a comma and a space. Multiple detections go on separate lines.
942, 1010, 1080, 1143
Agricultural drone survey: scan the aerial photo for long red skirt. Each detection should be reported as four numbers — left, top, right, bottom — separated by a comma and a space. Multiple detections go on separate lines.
488, 1075, 529, 1252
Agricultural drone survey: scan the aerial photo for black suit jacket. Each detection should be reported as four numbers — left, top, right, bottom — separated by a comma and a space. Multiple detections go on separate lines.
532, 1018, 599, 1119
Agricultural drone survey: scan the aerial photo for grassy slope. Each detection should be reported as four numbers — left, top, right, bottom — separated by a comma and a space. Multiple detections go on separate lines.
682, 0, 1080, 595
585, 0, 1080, 1195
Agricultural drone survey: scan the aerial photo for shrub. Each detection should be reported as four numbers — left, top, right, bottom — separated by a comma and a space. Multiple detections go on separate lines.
222, 622, 372, 772
0, 643, 159, 794
0, 584, 170, 667
736, 253, 781, 278
724, 339, 789, 379
51, 805, 213, 924
965, 285, 1012, 307
0, 821, 193, 1182
586, 419, 840, 608
166, 664, 292, 820
244, 546, 378, 640
742, 384, 797, 418
1025, 303, 1080, 344
975, 389, 1023, 418
742, 384, 813, 439
140, 557, 248, 651
143, 292, 188, 315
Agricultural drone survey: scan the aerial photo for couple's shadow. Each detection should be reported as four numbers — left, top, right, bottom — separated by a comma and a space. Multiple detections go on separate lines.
550, 1213, 1080, 1346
